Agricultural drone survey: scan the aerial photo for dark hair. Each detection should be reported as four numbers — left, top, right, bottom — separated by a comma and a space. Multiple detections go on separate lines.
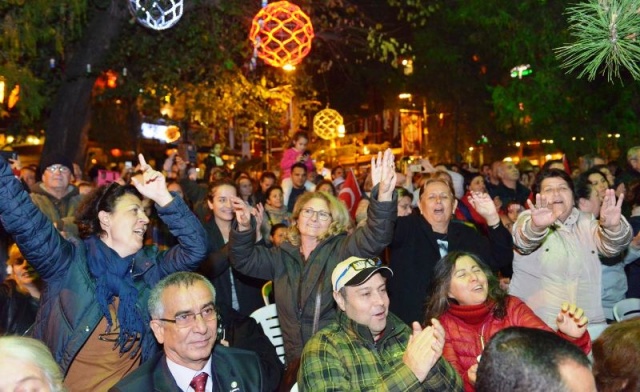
315, 179, 337, 196
265, 185, 284, 201
476, 327, 591, 392
270, 223, 288, 237
532, 169, 575, 198
291, 131, 308, 144
424, 251, 508, 322
331, 166, 344, 176
259, 171, 277, 183
574, 168, 608, 206
592, 317, 640, 392
207, 179, 237, 201
396, 187, 412, 200
291, 161, 308, 174
75, 183, 142, 239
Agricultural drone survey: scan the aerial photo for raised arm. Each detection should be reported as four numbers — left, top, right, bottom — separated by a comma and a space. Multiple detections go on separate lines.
0, 157, 71, 280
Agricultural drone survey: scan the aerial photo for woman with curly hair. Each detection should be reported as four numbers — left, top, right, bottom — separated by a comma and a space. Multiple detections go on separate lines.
424, 251, 592, 392
229, 149, 398, 387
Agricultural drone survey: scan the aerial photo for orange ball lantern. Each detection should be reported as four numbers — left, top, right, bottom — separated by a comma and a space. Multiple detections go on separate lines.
249, 1, 314, 68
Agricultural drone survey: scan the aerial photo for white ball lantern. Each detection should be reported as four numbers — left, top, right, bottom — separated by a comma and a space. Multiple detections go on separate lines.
129, 0, 184, 31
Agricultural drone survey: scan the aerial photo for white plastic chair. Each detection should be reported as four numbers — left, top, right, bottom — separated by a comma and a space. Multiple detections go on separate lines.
250, 304, 285, 364
613, 298, 640, 321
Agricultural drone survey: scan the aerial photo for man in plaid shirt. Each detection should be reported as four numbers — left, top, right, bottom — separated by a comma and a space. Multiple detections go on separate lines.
298, 257, 463, 391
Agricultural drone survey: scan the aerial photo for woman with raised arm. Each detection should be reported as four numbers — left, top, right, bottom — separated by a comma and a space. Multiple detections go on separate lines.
510, 169, 631, 330
229, 149, 397, 381
0, 154, 208, 391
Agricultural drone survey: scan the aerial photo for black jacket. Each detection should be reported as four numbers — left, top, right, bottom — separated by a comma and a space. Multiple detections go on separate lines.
0, 279, 39, 335
199, 218, 266, 317
110, 346, 263, 392
388, 215, 513, 325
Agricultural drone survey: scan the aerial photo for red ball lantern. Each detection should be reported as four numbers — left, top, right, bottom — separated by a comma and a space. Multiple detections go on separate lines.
249, 1, 314, 68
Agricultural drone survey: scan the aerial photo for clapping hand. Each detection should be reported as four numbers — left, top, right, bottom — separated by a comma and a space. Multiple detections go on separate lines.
131, 154, 173, 207
526, 194, 560, 232
371, 148, 397, 202
556, 302, 588, 339
231, 196, 252, 232
599, 188, 624, 231
468, 191, 500, 226
403, 319, 445, 382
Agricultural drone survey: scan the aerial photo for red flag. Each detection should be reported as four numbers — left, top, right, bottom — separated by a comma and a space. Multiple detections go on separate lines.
562, 154, 571, 175
338, 169, 362, 220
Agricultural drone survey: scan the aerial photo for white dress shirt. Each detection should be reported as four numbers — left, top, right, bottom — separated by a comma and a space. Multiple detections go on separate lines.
166, 355, 213, 392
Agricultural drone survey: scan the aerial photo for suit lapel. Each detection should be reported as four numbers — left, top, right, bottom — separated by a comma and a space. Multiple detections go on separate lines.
153, 356, 182, 392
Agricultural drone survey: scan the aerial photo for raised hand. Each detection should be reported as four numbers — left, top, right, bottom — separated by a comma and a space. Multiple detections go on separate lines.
599, 188, 624, 230
556, 302, 588, 339
252, 203, 265, 242
231, 196, 252, 231
468, 191, 500, 226
131, 154, 173, 207
371, 148, 397, 202
526, 193, 559, 232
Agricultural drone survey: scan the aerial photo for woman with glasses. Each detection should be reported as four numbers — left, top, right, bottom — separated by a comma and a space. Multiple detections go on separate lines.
0, 154, 208, 391
424, 251, 591, 391
229, 149, 398, 387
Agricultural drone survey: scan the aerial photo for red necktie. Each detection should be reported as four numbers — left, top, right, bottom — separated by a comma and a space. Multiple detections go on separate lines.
190, 372, 208, 392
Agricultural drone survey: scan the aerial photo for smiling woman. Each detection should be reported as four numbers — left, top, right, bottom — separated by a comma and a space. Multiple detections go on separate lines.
0, 154, 208, 391
424, 251, 592, 392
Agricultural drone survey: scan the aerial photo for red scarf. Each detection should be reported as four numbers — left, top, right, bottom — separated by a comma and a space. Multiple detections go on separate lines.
447, 300, 494, 326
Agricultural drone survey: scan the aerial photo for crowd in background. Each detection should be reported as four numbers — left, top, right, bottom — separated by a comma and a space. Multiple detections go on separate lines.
1, 135, 640, 391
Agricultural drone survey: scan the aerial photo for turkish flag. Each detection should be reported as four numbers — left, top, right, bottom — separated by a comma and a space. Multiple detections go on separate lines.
338, 169, 362, 220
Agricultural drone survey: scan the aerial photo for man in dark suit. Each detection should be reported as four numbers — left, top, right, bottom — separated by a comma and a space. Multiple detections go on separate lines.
111, 272, 263, 391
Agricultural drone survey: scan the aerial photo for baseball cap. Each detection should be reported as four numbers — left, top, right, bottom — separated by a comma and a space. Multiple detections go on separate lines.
332, 256, 393, 292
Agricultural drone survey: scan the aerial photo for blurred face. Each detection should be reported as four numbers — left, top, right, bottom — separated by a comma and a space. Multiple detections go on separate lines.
167, 182, 184, 200
397, 195, 413, 217
419, 182, 457, 228
100, 193, 150, 257
212, 144, 222, 156
8, 246, 39, 287
270, 227, 287, 247
150, 281, 217, 371
317, 183, 334, 195
588, 173, 608, 201
334, 273, 389, 339
0, 357, 52, 392
293, 137, 308, 152
207, 185, 236, 223
20, 169, 36, 188
598, 167, 615, 187
237, 178, 253, 198
539, 177, 574, 222
507, 203, 524, 222
578, 187, 601, 218
260, 177, 275, 193
267, 188, 284, 208
291, 167, 307, 188
469, 176, 487, 193
447, 255, 489, 306
296, 198, 332, 239
42, 164, 72, 192
332, 167, 344, 180
500, 162, 520, 181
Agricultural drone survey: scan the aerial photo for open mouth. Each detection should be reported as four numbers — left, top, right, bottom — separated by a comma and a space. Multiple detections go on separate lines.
133, 227, 147, 238
472, 285, 485, 292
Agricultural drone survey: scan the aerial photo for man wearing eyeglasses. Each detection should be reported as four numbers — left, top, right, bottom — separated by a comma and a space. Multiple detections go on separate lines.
30, 153, 83, 236
298, 257, 463, 391
111, 272, 263, 392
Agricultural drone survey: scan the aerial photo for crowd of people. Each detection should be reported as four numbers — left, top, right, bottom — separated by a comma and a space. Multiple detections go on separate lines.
0, 137, 639, 392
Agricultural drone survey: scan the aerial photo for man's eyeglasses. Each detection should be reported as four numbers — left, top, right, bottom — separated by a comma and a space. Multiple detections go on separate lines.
333, 257, 381, 291
45, 165, 71, 174
157, 305, 217, 328
300, 207, 332, 221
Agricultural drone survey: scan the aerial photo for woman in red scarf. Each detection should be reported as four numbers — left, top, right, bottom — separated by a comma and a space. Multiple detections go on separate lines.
424, 251, 591, 391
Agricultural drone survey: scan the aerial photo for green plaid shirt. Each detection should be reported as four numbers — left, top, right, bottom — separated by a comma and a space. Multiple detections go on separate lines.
298, 311, 463, 391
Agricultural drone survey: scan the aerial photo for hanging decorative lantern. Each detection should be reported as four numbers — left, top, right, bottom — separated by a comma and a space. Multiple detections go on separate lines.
313, 108, 343, 140
128, 0, 183, 31
249, 1, 314, 69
